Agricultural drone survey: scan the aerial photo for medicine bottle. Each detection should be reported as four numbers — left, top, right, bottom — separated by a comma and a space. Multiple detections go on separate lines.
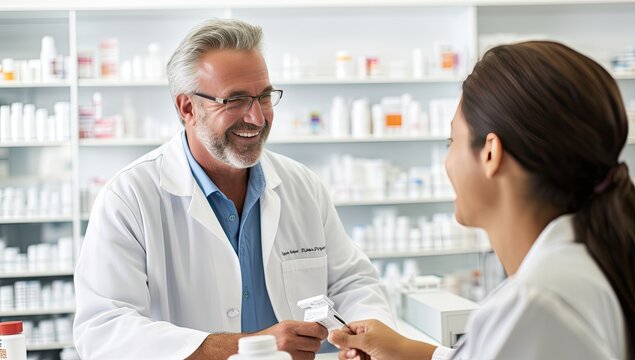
335, 51, 352, 79
0, 321, 27, 360
100, 38, 119, 79
228, 335, 291, 360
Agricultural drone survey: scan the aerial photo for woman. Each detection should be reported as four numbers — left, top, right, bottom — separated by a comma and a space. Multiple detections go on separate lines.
329, 41, 634, 359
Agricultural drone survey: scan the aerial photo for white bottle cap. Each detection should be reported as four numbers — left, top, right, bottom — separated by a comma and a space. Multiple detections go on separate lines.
238, 335, 278, 355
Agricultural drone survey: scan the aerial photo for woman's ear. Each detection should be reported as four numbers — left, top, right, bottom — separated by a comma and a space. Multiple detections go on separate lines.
176, 94, 196, 126
481, 133, 503, 178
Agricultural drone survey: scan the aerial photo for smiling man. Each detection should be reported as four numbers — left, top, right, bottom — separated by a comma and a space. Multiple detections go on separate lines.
73, 18, 394, 360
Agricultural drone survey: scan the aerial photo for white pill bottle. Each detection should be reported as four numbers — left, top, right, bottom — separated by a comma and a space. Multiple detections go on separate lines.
0, 321, 27, 360
228, 335, 291, 360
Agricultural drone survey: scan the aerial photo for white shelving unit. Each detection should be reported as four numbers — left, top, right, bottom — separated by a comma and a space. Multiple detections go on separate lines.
2, 2, 635, 359
0, 270, 74, 279
0, 141, 70, 148
268, 135, 448, 144
0, 307, 75, 317
333, 196, 455, 207
367, 245, 492, 260
79, 138, 169, 146
0, 216, 73, 225
27, 343, 74, 351
273, 75, 466, 85
0, 81, 71, 88
78, 78, 168, 87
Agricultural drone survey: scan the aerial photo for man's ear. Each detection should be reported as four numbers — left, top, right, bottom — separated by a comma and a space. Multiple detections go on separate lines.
176, 94, 196, 126
480, 133, 503, 179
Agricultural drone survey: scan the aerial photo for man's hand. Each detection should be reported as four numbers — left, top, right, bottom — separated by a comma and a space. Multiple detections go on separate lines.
257, 320, 328, 360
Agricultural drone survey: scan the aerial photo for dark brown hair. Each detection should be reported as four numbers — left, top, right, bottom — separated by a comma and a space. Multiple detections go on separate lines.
462, 41, 634, 357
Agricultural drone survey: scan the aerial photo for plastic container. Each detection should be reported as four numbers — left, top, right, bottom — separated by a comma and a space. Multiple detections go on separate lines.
335, 51, 352, 79
0, 321, 27, 360
228, 335, 291, 360
329, 97, 350, 137
351, 99, 371, 138
100, 38, 119, 79
2, 58, 15, 81
40, 36, 56, 82
77, 49, 94, 79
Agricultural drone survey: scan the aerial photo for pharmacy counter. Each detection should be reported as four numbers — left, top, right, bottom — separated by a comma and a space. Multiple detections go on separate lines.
316, 318, 438, 359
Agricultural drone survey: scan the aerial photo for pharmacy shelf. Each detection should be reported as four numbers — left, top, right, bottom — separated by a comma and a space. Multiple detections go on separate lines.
366, 245, 492, 259
268, 135, 448, 144
0, 216, 73, 224
27, 343, 74, 352
0, 307, 75, 317
76, 76, 465, 87
0, 141, 70, 148
79, 138, 169, 146
78, 78, 168, 87
0, 80, 71, 88
272, 75, 466, 85
78, 135, 447, 146
333, 196, 455, 207
78, 198, 455, 219
0, 270, 74, 279
613, 73, 635, 80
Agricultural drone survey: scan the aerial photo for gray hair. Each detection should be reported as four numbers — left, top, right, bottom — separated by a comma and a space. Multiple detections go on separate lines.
166, 18, 263, 122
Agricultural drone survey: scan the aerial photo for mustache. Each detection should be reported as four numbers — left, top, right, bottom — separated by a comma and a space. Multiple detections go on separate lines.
228, 121, 268, 133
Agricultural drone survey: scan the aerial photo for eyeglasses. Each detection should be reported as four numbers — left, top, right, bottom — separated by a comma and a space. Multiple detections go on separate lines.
194, 89, 283, 115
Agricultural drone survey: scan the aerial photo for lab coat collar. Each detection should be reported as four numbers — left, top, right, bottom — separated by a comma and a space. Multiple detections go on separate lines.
160, 130, 195, 197
516, 214, 576, 275
160, 130, 283, 262
259, 149, 282, 190
160, 130, 283, 196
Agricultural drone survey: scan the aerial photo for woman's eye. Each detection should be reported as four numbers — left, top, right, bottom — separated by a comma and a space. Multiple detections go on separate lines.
446, 138, 454, 147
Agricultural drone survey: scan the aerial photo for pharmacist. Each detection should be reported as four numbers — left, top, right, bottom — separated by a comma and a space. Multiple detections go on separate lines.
73, 18, 394, 360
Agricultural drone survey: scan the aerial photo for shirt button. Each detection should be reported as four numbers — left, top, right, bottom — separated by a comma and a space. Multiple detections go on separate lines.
227, 308, 240, 318
229, 214, 237, 222
243, 290, 249, 300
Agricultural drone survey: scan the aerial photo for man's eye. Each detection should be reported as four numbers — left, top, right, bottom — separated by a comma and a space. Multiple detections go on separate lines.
259, 95, 272, 104
227, 98, 248, 109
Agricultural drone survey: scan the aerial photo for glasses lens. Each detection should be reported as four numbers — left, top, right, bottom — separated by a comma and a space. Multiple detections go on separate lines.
225, 97, 251, 114
260, 91, 282, 110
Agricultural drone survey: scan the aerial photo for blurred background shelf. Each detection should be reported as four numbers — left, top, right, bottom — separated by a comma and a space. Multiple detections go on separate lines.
0, 307, 75, 317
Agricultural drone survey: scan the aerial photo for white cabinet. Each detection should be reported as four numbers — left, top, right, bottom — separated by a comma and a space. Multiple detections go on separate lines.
1, 2, 634, 359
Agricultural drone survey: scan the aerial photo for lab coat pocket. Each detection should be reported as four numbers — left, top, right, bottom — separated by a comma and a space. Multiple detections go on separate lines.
281, 256, 328, 319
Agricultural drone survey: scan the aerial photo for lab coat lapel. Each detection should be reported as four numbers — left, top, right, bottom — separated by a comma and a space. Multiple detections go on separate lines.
188, 185, 231, 248
261, 187, 281, 270
260, 152, 282, 270
160, 130, 232, 250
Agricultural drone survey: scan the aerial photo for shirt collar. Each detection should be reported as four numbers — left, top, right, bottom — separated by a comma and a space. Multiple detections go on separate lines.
516, 213, 576, 275
181, 130, 266, 200
182, 131, 220, 197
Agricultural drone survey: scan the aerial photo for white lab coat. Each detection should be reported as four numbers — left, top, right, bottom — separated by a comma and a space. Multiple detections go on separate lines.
73, 131, 395, 360
433, 215, 626, 360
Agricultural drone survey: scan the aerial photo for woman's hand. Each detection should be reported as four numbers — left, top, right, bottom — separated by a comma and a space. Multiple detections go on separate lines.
328, 319, 437, 360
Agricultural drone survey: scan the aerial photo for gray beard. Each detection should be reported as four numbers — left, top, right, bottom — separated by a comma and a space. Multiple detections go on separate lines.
194, 117, 269, 169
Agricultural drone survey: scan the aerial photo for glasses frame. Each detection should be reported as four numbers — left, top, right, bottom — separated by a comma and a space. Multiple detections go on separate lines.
193, 89, 284, 114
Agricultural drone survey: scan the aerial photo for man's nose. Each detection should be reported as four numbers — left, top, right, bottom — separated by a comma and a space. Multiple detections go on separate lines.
243, 100, 266, 126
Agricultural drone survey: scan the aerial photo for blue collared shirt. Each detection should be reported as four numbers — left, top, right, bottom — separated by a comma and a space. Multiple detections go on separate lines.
182, 131, 278, 332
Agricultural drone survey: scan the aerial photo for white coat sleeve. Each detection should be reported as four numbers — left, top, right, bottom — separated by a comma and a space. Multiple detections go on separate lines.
453, 286, 616, 360
312, 175, 397, 329
73, 187, 209, 360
